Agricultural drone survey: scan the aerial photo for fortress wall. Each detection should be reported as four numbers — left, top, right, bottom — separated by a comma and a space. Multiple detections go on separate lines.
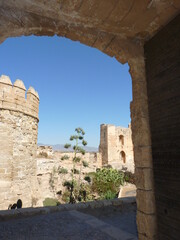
36, 149, 102, 201
107, 125, 117, 163
99, 124, 108, 165
0, 75, 40, 210
99, 124, 134, 172
115, 125, 134, 172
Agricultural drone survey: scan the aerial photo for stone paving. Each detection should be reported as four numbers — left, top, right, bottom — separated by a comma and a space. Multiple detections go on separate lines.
0, 208, 137, 240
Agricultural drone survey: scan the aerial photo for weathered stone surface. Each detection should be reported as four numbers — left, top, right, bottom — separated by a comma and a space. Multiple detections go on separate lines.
0, 0, 179, 47
135, 168, 153, 190
0, 75, 40, 210
36, 148, 102, 202
136, 189, 156, 214
145, 14, 180, 240
137, 210, 157, 239
99, 124, 134, 172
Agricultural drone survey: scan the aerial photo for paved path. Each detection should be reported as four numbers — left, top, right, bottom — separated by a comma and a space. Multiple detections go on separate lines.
0, 208, 137, 240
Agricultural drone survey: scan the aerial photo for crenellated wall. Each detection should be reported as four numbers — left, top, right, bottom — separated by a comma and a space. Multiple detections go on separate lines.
0, 75, 39, 119
0, 75, 40, 210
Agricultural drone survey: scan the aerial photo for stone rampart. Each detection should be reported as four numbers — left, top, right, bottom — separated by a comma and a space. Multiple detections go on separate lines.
0, 75, 40, 210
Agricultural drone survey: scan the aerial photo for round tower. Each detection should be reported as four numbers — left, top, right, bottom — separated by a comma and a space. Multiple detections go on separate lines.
0, 75, 40, 209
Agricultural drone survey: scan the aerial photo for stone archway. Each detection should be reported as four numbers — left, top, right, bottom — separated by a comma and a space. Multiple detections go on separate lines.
0, 2, 180, 240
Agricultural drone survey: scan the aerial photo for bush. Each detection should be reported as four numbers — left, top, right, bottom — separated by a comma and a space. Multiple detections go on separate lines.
87, 172, 96, 177
84, 176, 91, 183
63, 180, 73, 189
56, 190, 62, 195
82, 160, 89, 167
49, 173, 55, 189
43, 198, 60, 206
62, 190, 70, 203
92, 168, 124, 198
124, 171, 135, 184
103, 190, 117, 200
71, 168, 80, 174
79, 183, 94, 201
61, 155, 69, 160
58, 167, 68, 174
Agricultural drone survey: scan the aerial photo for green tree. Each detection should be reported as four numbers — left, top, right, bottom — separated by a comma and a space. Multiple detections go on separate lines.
63, 127, 87, 203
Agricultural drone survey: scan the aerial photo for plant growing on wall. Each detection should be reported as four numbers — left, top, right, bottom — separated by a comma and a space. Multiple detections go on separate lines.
63, 127, 87, 203
49, 166, 57, 194
58, 167, 68, 174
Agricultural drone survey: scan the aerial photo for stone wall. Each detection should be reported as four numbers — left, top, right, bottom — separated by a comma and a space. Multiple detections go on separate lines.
99, 124, 134, 172
36, 149, 102, 202
145, 14, 180, 240
0, 75, 40, 210
37, 146, 54, 158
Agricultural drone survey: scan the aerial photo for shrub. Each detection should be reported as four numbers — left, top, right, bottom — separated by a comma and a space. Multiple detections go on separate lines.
71, 168, 80, 174
88, 172, 96, 177
49, 173, 55, 189
63, 180, 73, 189
62, 190, 70, 203
84, 176, 91, 183
56, 190, 62, 195
43, 198, 60, 206
92, 168, 124, 198
124, 171, 135, 184
103, 190, 117, 200
82, 160, 89, 167
49, 166, 57, 189
61, 155, 69, 160
58, 167, 68, 174
79, 183, 94, 202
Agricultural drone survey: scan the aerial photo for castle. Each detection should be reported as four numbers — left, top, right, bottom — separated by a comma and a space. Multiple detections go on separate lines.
99, 124, 134, 172
0, 74, 134, 209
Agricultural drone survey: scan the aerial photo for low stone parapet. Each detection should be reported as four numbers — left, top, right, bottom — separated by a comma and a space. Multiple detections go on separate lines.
0, 197, 136, 222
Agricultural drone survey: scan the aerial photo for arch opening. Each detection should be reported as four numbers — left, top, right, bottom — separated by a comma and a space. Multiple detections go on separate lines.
119, 135, 124, 145
0, 2, 160, 239
0, 35, 134, 210
120, 151, 126, 164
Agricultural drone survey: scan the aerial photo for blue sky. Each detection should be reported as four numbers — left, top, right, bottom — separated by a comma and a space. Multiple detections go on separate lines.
0, 36, 132, 147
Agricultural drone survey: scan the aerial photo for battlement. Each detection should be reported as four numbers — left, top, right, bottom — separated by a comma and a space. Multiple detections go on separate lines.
0, 75, 39, 120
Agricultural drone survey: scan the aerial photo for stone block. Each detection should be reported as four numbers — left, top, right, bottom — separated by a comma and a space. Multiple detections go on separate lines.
136, 189, 156, 214
137, 210, 157, 239
134, 146, 153, 168
131, 117, 151, 147
138, 233, 158, 240
135, 167, 153, 190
